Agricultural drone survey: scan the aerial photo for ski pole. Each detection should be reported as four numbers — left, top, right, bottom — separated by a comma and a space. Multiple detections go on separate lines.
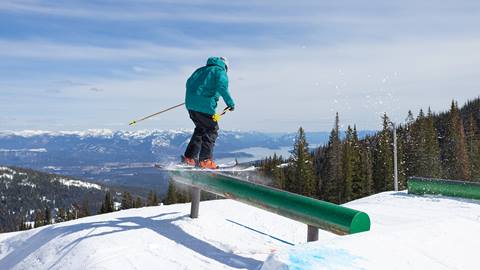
129, 102, 185, 126
213, 107, 233, 122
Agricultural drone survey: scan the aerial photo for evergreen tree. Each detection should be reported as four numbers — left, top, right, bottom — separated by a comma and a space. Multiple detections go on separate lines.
55, 208, 67, 223
406, 110, 415, 125
265, 153, 286, 189
20, 217, 32, 231
465, 113, 480, 180
121, 191, 134, 209
147, 190, 159, 206
163, 181, 178, 205
412, 109, 427, 176
403, 110, 416, 178
289, 127, 316, 196
272, 162, 286, 190
313, 146, 327, 194
45, 207, 51, 225
406, 108, 442, 178
34, 210, 44, 228
176, 185, 192, 203
424, 108, 442, 178
359, 138, 374, 196
66, 208, 77, 221
80, 197, 90, 218
19, 217, 28, 231
342, 126, 355, 202
153, 192, 159, 206
321, 113, 343, 203
99, 191, 114, 213
372, 113, 394, 192
350, 126, 365, 200
135, 197, 144, 208
443, 101, 471, 180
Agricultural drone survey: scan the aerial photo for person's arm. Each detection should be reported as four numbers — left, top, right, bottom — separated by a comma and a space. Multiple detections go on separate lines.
217, 70, 235, 110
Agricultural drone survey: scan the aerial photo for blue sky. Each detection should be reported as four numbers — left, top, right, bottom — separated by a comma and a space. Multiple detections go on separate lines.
1, 0, 479, 132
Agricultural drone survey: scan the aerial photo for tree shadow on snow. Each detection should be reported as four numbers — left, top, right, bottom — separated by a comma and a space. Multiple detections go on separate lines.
0, 212, 262, 270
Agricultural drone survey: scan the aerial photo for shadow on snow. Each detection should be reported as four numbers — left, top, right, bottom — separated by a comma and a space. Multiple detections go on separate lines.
0, 212, 262, 269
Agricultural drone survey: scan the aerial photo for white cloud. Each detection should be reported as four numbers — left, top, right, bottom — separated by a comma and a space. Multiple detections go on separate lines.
132, 66, 148, 73
0, 40, 201, 60
2, 0, 480, 131
89, 87, 104, 92
13, 36, 474, 132
0, 0, 330, 23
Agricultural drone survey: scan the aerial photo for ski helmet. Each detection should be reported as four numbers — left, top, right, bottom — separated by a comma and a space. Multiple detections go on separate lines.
220, 56, 229, 72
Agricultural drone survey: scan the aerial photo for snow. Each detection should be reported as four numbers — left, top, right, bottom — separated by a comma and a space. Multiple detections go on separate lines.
0, 129, 114, 138
0, 173, 14, 180
0, 167, 16, 181
0, 167, 15, 174
43, 166, 61, 171
151, 137, 170, 147
0, 129, 196, 143
18, 180, 36, 188
262, 191, 480, 270
0, 200, 303, 270
0, 148, 47, 153
0, 192, 479, 269
54, 177, 102, 190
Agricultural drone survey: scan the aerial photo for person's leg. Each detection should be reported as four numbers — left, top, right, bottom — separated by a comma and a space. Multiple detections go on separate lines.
184, 111, 205, 160
198, 115, 219, 161
184, 127, 203, 159
199, 126, 218, 161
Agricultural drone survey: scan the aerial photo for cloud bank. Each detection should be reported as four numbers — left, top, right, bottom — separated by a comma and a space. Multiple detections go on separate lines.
1, 0, 479, 131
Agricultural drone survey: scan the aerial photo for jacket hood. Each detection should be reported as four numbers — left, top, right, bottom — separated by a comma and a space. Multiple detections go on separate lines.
206, 57, 227, 71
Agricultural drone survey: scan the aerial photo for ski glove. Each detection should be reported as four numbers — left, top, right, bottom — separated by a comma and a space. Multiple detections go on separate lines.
212, 114, 221, 122
213, 106, 234, 122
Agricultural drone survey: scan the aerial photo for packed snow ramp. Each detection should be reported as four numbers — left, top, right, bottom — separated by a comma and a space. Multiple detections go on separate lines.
170, 170, 370, 236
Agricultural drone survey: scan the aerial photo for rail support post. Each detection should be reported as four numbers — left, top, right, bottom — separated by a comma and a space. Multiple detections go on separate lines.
190, 187, 201, 218
307, 225, 319, 242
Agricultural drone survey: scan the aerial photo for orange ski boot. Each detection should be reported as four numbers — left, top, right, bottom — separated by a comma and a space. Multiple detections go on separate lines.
182, 156, 196, 166
199, 159, 218, 169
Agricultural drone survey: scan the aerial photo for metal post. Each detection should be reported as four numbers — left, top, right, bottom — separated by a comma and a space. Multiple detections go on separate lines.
307, 225, 319, 242
190, 187, 201, 218
392, 122, 398, 191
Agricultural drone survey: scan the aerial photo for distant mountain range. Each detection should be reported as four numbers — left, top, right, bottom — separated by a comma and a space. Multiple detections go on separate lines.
0, 129, 327, 167
0, 129, 374, 193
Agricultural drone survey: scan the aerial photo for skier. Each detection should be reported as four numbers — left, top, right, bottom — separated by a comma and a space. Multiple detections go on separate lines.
182, 56, 235, 169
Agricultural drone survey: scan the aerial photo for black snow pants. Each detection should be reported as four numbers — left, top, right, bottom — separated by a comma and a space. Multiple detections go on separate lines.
184, 110, 219, 161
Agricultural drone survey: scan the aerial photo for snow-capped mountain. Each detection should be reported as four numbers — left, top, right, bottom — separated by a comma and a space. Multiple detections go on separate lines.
0, 129, 332, 167
0, 129, 378, 166
0, 129, 373, 196
0, 129, 334, 190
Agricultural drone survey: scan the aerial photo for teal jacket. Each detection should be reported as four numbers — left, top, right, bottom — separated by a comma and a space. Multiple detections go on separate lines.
185, 57, 235, 115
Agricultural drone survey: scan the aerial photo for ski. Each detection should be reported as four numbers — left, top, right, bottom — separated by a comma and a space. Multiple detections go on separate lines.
154, 160, 255, 172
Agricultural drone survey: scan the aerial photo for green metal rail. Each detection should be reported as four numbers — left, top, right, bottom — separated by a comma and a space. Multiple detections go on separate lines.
170, 170, 370, 236
408, 177, 480, 200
